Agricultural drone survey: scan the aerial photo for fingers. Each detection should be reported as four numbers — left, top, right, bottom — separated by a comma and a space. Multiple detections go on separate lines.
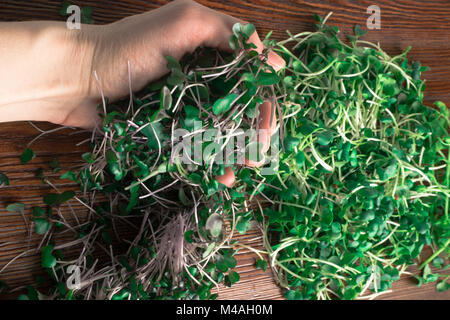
173, 2, 284, 173
215, 166, 236, 187
254, 100, 275, 154
267, 49, 286, 72
245, 100, 276, 168
194, 1, 285, 71
191, 4, 283, 170
206, 11, 282, 167
217, 102, 276, 180
245, 157, 266, 168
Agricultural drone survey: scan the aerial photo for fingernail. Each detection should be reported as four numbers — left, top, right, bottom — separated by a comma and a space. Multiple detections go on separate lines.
248, 31, 264, 55
258, 129, 271, 154
259, 101, 273, 130
245, 157, 266, 168
215, 167, 236, 187
267, 50, 286, 72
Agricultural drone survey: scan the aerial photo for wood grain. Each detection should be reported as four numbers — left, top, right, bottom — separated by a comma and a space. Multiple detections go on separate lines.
0, 0, 449, 300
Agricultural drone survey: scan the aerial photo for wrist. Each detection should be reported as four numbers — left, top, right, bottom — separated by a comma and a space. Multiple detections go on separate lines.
0, 21, 102, 126
45, 23, 103, 125
58, 24, 106, 127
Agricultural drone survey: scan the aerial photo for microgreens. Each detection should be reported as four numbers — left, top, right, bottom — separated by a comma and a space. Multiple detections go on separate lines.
1, 12, 448, 300
257, 15, 449, 299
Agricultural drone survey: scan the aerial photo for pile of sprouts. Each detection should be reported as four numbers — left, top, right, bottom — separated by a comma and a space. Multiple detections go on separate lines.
0, 13, 448, 300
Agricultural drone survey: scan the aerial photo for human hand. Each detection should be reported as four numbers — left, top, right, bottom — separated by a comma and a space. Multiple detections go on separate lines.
76, 0, 285, 128
0, 0, 286, 186
74, 0, 286, 186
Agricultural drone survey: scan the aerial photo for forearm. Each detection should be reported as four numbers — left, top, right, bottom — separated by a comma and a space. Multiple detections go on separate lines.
0, 0, 283, 130
0, 21, 99, 125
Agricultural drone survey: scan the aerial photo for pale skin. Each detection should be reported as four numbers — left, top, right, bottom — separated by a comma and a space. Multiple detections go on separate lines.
0, 0, 285, 187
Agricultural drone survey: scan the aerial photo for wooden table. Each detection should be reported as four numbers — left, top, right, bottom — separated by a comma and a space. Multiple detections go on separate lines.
0, 0, 449, 300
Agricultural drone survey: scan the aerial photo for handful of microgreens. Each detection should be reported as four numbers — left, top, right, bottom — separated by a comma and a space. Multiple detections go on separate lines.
3, 13, 449, 300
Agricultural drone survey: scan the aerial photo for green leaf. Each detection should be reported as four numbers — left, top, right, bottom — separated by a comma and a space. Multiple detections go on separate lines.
256, 71, 280, 86
59, 0, 71, 16
202, 242, 216, 259
34, 219, 50, 235
321, 210, 333, 225
49, 158, 60, 173
0, 173, 9, 186
436, 280, 449, 292
183, 105, 201, 130
56, 191, 76, 205
188, 172, 202, 185
6, 203, 25, 212
43, 193, 59, 206
235, 218, 250, 234
212, 94, 238, 115
151, 86, 171, 121
82, 152, 95, 164
165, 55, 181, 71
354, 25, 367, 37
167, 68, 186, 86
255, 259, 268, 272
422, 264, 439, 283
414, 275, 424, 287
331, 222, 341, 234
41, 245, 56, 269
60, 171, 77, 182
432, 257, 444, 269
230, 190, 245, 200
126, 185, 139, 213
161, 86, 172, 110
285, 290, 303, 300
43, 191, 75, 207
378, 74, 400, 96
216, 252, 237, 272
184, 230, 194, 243
295, 151, 305, 166
343, 288, 357, 300
298, 118, 317, 136
112, 290, 130, 300
232, 23, 243, 37
242, 23, 256, 38
203, 179, 219, 196
21, 148, 35, 164
229, 34, 240, 51
205, 213, 223, 238
80, 6, 94, 24
317, 131, 333, 146
349, 149, 358, 167
284, 136, 300, 152
241, 72, 256, 83
141, 122, 168, 150
377, 160, 398, 181
225, 271, 240, 287
32, 207, 45, 217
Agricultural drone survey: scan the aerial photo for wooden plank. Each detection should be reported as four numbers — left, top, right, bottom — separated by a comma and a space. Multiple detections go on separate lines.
0, 0, 449, 300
